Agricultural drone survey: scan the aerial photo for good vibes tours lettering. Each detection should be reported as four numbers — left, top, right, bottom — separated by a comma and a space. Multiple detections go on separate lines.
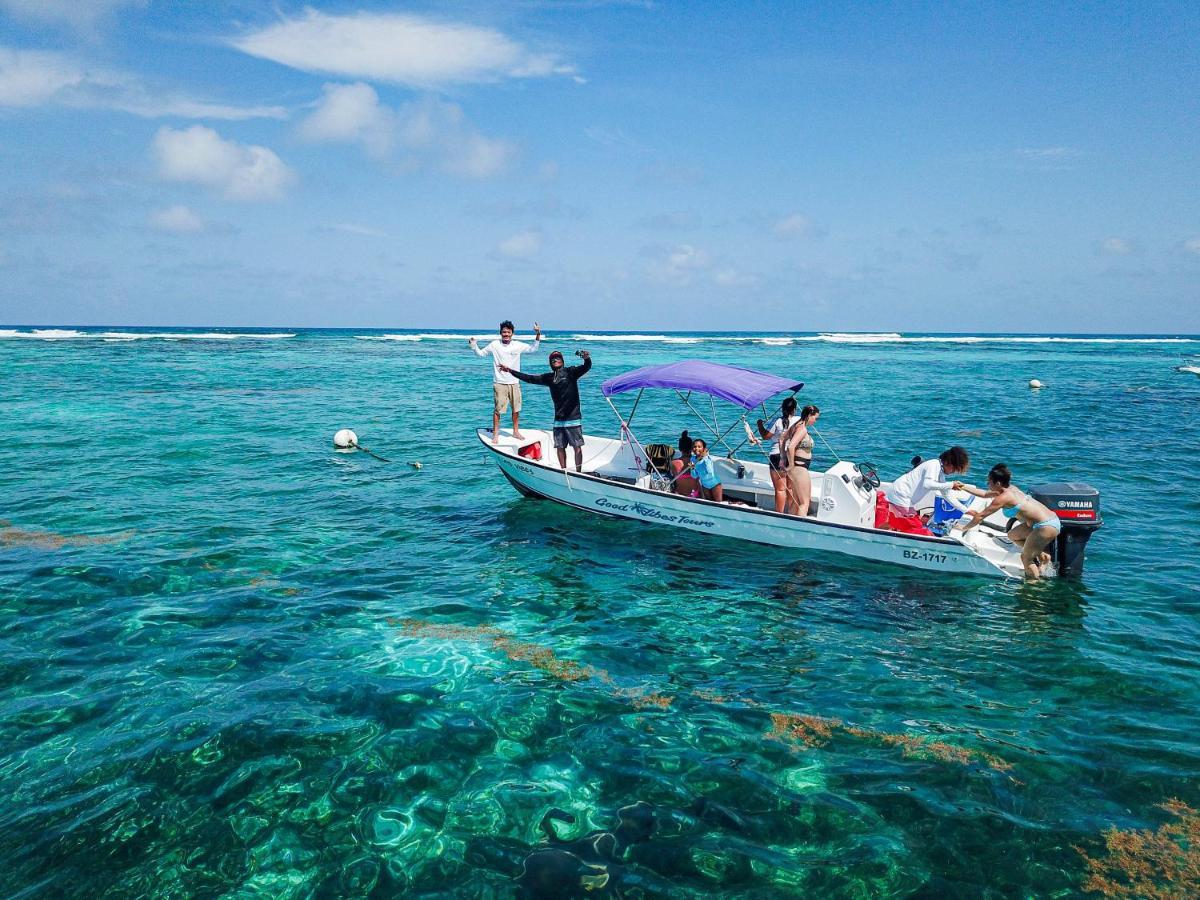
595, 497, 715, 528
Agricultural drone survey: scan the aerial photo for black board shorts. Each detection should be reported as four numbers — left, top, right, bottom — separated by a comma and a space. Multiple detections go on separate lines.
553, 425, 584, 449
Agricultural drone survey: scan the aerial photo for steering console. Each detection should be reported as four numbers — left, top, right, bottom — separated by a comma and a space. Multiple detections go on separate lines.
857, 462, 881, 490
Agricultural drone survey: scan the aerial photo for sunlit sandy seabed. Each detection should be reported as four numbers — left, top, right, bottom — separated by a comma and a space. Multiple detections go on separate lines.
2, 328, 1199, 896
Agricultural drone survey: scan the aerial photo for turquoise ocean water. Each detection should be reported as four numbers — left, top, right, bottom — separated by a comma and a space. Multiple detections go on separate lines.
2, 327, 1199, 896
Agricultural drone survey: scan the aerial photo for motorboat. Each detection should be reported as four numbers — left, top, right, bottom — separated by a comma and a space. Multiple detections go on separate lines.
480, 360, 1102, 579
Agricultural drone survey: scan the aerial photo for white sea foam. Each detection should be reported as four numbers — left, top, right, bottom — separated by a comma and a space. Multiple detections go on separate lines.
355, 333, 528, 342
564, 332, 1199, 345
101, 332, 296, 340
811, 333, 1197, 345
0, 329, 296, 341
572, 334, 702, 344
0, 329, 89, 339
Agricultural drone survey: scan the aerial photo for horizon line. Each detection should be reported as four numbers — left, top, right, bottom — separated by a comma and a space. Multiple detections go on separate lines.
3, 325, 1200, 338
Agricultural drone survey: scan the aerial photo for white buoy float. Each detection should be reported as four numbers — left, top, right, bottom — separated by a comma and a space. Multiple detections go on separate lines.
332, 428, 390, 462
1028, 379, 1044, 390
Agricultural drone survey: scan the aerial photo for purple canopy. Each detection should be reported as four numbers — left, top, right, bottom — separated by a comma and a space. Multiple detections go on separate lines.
601, 360, 803, 410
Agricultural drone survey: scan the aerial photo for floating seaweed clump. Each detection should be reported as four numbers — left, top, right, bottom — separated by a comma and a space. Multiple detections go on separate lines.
765, 715, 1012, 772
0, 524, 134, 550
768, 713, 840, 748
627, 691, 674, 710
399, 619, 609, 684
1077, 799, 1200, 898
399, 618, 1014, 775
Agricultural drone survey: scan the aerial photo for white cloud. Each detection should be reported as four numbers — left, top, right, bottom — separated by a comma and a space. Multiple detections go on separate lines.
300, 82, 393, 157
774, 213, 813, 238
148, 204, 204, 233
497, 230, 542, 259
102, 93, 286, 121
300, 86, 515, 178
0, 46, 286, 119
585, 126, 650, 153
1011, 146, 1081, 172
0, 0, 143, 32
152, 125, 295, 202
1100, 236, 1133, 255
1015, 146, 1078, 160
328, 223, 389, 238
644, 243, 711, 286
232, 10, 578, 88
0, 47, 82, 106
1182, 237, 1200, 255
713, 267, 759, 288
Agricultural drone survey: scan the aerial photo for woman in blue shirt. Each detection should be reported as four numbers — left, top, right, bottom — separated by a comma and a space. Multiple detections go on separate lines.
689, 438, 723, 502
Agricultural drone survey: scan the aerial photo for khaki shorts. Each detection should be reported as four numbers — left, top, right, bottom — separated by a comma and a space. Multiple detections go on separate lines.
493, 382, 522, 414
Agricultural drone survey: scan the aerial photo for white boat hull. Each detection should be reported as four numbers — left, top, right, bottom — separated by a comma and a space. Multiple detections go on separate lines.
480, 429, 1022, 578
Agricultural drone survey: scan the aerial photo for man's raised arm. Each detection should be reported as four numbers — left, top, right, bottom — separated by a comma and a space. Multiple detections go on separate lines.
498, 364, 550, 385
524, 321, 542, 353
572, 352, 592, 378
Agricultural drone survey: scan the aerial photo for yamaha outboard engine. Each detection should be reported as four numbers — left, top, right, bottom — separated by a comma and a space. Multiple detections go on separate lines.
1030, 483, 1102, 577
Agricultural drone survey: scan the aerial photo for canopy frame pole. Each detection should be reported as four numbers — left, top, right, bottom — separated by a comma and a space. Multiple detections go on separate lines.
626, 388, 644, 428
676, 392, 741, 457
727, 391, 798, 456
675, 390, 717, 434
606, 395, 664, 480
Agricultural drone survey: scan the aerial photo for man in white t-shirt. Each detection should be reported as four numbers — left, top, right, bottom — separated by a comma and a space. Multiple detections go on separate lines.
886, 446, 970, 518
469, 320, 542, 443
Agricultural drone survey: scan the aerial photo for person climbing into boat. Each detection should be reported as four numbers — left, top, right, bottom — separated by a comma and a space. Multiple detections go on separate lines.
954, 464, 1061, 579
688, 438, 723, 502
670, 430, 702, 497
886, 446, 970, 520
756, 397, 797, 513
782, 405, 820, 516
469, 320, 542, 444
499, 349, 591, 472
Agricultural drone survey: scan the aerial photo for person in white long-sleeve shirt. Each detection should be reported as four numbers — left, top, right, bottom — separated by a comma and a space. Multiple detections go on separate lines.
469, 320, 541, 443
886, 446, 970, 518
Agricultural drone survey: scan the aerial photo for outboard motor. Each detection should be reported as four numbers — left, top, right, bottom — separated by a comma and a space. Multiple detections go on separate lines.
1030, 483, 1102, 577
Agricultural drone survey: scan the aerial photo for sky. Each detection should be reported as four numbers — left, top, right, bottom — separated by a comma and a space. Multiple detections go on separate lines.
0, 1, 1197, 332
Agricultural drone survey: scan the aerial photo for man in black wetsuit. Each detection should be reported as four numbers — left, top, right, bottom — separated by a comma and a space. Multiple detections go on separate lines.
499, 350, 592, 472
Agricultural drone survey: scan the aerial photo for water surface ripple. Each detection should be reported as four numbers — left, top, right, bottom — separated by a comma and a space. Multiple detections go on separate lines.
2, 329, 1199, 896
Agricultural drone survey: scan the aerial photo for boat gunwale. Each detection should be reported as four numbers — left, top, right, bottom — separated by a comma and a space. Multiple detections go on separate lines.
478, 429, 972, 550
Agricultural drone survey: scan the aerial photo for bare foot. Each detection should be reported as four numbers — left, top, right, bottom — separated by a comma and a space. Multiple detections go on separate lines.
1039, 551, 1052, 568
491, 433, 500, 444
512, 431, 525, 440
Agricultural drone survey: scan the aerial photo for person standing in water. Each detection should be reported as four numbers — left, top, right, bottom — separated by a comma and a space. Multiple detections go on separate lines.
499, 349, 591, 472
954, 463, 1061, 579
469, 320, 541, 443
